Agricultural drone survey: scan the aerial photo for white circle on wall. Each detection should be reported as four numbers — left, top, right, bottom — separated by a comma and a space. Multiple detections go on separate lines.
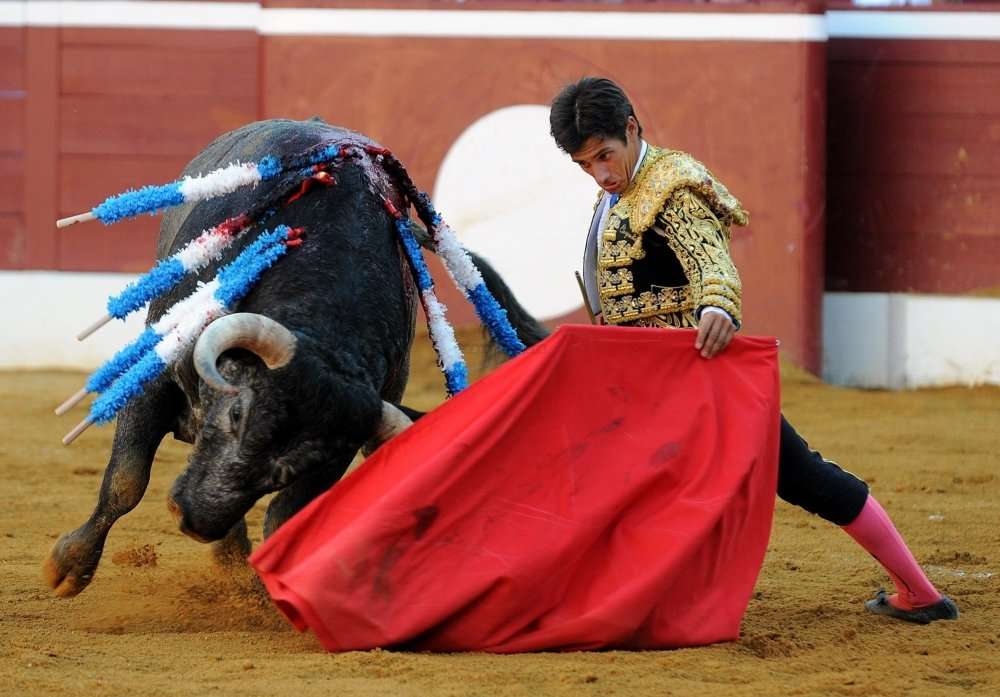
433, 104, 598, 320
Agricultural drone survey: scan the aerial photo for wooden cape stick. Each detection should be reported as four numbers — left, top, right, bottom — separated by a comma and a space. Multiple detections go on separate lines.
575, 271, 597, 325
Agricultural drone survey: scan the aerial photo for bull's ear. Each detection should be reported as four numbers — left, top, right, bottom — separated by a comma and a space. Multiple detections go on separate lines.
164, 378, 197, 444
172, 399, 197, 444
270, 459, 297, 490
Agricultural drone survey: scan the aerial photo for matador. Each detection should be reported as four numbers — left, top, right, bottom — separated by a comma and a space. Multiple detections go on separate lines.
553, 77, 958, 624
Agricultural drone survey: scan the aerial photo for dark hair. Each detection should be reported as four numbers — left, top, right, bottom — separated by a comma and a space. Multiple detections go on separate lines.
549, 77, 642, 154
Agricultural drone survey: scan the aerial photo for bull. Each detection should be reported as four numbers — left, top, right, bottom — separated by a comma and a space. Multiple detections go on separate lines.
44, 119, 547, 597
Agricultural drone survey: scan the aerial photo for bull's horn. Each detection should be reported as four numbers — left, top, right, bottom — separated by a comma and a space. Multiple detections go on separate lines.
372, 402, 414, 446
193, 313, 297, 393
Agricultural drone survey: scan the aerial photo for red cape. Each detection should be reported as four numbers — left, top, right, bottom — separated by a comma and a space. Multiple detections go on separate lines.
251, 325, 780, 652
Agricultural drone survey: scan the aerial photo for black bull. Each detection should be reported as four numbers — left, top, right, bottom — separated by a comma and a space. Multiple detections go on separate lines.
44, 119, 548, 597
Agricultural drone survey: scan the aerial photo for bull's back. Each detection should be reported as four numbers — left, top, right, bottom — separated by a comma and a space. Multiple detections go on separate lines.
149, 118, 416, 396
157, 118, 373, 257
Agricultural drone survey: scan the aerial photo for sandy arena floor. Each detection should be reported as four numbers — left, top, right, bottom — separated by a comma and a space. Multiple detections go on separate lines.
2, 328, 999, 696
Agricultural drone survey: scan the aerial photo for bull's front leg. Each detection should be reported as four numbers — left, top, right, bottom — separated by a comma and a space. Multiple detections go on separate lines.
44, 378, 183, 597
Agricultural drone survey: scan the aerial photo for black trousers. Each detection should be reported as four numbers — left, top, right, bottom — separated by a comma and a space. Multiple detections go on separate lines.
777, 415, 869, 526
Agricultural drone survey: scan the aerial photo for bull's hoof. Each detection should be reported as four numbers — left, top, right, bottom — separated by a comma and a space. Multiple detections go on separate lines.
43, 531, 102, 597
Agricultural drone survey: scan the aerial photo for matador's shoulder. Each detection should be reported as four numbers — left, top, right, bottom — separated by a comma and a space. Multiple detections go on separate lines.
614, 146, 750, 235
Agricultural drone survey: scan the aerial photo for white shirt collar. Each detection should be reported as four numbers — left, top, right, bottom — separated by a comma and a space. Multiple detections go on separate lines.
631, 139, 648, 182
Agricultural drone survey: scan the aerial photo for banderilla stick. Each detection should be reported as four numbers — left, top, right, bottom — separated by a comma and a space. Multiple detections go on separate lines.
57, 212, 96, 229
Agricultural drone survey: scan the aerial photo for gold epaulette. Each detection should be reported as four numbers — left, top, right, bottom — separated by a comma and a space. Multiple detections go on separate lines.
595, 145, 747, 328
609, 147, 749, 237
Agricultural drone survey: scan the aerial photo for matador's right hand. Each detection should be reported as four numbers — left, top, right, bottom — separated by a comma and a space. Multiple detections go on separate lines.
694, 310, 736, 359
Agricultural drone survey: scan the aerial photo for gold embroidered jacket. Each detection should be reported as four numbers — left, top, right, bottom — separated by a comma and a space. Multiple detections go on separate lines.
593, 145, 749, 328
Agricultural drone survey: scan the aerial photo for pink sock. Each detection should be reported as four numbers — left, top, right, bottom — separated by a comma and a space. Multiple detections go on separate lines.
842, 496, 941, 610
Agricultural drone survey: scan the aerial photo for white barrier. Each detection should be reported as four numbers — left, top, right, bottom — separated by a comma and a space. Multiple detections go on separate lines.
5, 273, 998, 391
3, 3, 1000, 42
823, 292, 1000, 389
0, 271, 146, 370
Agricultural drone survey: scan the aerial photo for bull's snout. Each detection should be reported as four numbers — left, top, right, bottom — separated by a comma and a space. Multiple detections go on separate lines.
166, 493, 183, 524
166, 493, 216, 544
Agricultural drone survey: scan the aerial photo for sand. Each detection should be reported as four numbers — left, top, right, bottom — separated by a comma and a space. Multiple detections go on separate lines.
2, 329, 999, 696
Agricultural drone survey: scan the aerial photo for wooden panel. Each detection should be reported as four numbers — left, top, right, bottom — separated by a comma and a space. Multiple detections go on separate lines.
0, 98, 24, 153
0, 28, 24, 90
830, 63, 1000, 117
23, 27, 59, 269
57, 154, 203, 271
265, 36, 813, 207
54, 26, 260, 271
61, 44, 257, 98
827, 173, 1000, 294
0, 29, 24, 269
0, 213, 25, 269
57, 215, 159, 273
828, 31, 1000, 294
826, 228, 1000, 295
799, 39, 827, 370
60, 28, 258, 51
828, 174, 1000, 240
265, 35, 826, 370
0, 155, 23, 213
59, 154, 191, 214
830, 38, 1000, 65
828, 113, 1000, 178
60, 94, 258, 157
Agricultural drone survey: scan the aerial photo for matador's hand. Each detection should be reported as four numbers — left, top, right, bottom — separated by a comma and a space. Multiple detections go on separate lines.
695, 311, 736, 359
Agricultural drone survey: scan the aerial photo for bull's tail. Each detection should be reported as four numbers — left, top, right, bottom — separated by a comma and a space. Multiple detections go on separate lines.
406, 221, 549, 354
380, 156, 549, 355
466, 250, 550, 350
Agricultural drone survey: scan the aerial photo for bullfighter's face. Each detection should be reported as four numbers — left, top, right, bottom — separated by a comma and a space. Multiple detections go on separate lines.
570, 116, 642, 196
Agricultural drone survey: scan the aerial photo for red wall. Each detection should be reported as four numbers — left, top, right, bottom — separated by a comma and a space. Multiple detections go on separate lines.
5, 3, 999, 372
3, 27, 259, 273
0, 28, 25, 268
261, 27, 827, 372
59, 27, 259, 273
827, 5, 1000, 295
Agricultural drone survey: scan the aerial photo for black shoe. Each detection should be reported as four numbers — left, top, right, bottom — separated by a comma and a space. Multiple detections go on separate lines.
864, 589, 960, 624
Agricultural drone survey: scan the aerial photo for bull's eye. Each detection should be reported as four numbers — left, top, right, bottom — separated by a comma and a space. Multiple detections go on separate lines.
229, 401, 243, 430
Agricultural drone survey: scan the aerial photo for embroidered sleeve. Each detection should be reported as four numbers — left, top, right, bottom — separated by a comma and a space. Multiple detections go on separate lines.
652, 188, 742, 325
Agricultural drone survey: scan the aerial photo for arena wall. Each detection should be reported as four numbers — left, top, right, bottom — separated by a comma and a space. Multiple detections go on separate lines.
827, 4, 1000, 296
822, 4, 1000, 387
0, 2, 997, 388
0, 23, 25, 268
823, 292, 1000, 388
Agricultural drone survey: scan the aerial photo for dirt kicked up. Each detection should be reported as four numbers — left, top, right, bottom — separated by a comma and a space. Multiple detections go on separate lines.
2, 329, 999, 696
